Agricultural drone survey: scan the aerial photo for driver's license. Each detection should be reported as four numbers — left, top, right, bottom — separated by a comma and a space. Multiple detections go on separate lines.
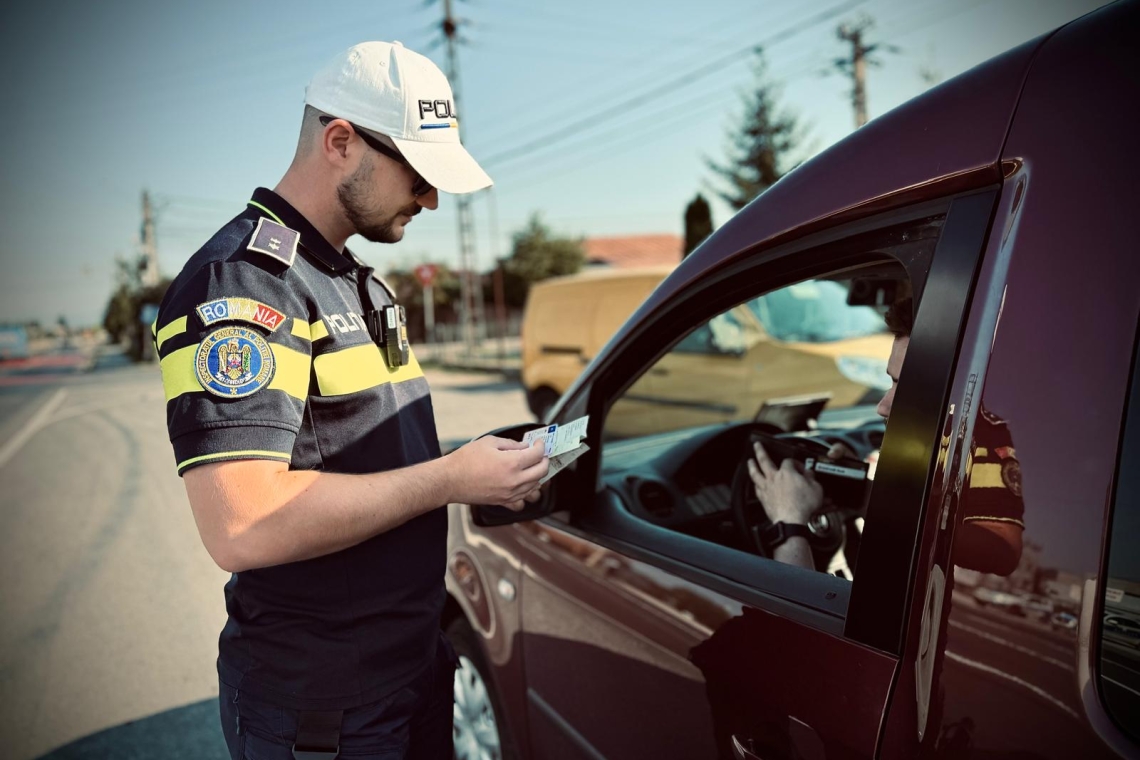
523, 424, 558, 457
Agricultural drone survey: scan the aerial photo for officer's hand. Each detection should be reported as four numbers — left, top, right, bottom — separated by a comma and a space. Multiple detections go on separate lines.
447, 436, 549, 509
747, 441, 823, 525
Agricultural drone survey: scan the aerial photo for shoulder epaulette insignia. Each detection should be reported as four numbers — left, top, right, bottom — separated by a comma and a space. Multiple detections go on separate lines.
979, 406, 1006, 426
248, 218, 299, 267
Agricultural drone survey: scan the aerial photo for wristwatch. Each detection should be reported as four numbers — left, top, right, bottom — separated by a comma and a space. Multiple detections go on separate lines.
760, 521, 813, 551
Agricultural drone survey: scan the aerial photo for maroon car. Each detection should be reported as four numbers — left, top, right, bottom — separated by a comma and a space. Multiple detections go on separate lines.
444, 3, 1140, 758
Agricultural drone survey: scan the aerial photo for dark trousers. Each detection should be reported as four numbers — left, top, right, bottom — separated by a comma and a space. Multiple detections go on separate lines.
219, 634, 458, 759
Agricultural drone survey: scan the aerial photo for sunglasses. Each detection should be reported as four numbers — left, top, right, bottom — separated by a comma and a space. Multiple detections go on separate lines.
319, 116, 433, 196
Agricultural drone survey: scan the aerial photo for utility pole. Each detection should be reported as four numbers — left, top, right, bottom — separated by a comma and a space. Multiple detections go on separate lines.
487, 190, 507, 359
834, 16, 897, 130
439, 0, 484, 354
140, 190, 159, 288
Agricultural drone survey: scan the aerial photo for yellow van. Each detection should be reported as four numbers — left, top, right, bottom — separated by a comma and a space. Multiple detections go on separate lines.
522, 266, 672, 419
521, 268, 895, 432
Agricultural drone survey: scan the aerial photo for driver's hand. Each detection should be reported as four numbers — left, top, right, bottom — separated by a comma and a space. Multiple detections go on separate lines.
747, 441, 823, 525
826, 442, 858, 462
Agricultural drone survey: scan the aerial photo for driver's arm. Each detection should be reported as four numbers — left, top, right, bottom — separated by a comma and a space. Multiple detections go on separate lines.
747, 443, 821, 570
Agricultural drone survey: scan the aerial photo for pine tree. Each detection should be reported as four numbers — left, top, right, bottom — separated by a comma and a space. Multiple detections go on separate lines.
683, 194, 713, 257
708, 51, 805, 210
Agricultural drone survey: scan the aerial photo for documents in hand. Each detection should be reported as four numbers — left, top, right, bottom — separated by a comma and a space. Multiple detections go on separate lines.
521, 415, 590, 484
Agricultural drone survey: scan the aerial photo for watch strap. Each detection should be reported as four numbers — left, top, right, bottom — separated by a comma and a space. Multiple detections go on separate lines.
760, 521, 813, 550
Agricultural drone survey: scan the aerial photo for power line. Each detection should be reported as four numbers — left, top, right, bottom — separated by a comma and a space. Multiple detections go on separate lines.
480, 0, 871, 169
491, 80, 738, 185
492, 91, 727, 195
483, 0, 995, 187
479, 0, 819, 148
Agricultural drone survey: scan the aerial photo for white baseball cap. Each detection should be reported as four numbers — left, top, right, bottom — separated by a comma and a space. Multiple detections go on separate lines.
305, 41, 492, 194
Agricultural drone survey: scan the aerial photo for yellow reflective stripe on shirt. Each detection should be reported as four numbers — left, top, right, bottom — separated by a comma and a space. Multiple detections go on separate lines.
968, 462, 1005, 489
156, 316, 188, 350
247, 201, 284, 225
314, 344, 424, 396
177, 449, 291, 472
291, 318, 311, 341
310, 319, 330, 342
161, 342, 310, 401
268, 344, 310, 399
161, 344, 201, 401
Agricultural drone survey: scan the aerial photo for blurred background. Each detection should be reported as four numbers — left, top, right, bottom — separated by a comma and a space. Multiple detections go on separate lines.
0, 1, 1108, 758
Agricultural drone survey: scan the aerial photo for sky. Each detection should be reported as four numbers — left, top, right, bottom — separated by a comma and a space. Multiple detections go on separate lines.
0, 0, 1108, 327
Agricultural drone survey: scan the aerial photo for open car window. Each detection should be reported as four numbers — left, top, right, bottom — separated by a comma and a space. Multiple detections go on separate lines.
605, 275, 896, 445
599, 267, 906, 581
566, 205, 967, 631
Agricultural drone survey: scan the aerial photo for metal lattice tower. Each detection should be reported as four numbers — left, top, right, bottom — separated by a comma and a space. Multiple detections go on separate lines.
440, 0, 484, 352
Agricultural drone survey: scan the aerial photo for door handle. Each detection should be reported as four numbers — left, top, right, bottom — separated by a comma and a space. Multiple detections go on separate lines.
650, 368, 669, 376
732, 735, 764, 760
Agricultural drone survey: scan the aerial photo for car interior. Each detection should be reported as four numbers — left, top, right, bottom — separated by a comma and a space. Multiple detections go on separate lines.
595, 218, 944, 583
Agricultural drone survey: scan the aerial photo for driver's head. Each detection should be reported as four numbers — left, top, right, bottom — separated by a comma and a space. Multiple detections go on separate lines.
877, 297, 913, 419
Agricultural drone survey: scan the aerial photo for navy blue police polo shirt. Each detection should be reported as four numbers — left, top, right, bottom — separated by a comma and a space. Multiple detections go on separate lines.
154, 187, 446, 709
963, 407, 1025, 531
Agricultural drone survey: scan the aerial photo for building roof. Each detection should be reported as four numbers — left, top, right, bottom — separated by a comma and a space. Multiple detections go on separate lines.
583, 234, 682, 268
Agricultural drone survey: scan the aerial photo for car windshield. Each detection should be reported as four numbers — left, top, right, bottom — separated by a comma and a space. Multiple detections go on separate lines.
746, 280, 886, 342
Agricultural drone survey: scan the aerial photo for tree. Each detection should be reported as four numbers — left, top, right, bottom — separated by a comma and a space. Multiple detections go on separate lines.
101, 250, 170, 360
683, 194, 714, 257
502, 214, 584, 307
102, 283, 136, 343
708, 50, 806, 210
382, 265, 461, 342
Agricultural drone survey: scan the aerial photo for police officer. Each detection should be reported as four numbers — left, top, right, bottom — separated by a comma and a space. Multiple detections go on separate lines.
153, 42, 548, 759
748, 296, 1024, 573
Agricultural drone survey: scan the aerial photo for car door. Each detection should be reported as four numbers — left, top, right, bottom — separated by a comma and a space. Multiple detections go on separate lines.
509, 192, 996, 760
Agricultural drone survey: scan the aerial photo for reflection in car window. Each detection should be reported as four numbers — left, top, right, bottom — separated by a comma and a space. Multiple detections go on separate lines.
605, 276, 898, 443
673, 311, 750, 355
747, 281, 887, 342
1099, 334, 1140, 739
599, 270, 910, 583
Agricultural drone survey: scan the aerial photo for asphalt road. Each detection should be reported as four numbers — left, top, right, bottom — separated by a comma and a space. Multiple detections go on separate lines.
938, 601, 1097, 754
0, 353, 532, 760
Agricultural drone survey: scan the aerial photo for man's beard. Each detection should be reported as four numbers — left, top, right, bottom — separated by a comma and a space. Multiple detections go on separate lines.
336, 158, 408, 244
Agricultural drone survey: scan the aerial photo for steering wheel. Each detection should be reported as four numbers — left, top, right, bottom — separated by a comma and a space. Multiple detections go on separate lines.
729, 426, 851, 563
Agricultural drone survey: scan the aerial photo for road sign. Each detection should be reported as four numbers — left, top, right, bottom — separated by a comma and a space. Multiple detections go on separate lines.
414, 264, 439, 288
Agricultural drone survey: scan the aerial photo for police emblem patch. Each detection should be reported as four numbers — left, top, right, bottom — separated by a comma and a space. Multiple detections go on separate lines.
1001, 459, 1023, 497
195, 326, 275, 397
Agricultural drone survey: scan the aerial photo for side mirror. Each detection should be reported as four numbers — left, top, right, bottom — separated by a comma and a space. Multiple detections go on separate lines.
468, 423, 557, 528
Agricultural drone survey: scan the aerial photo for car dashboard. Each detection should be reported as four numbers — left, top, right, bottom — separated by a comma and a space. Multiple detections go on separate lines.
600, 413, 884, 535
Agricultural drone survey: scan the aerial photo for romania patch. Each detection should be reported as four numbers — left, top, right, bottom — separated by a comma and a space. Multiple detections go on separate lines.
195, 326, 275, 398
197, 297, 286, 332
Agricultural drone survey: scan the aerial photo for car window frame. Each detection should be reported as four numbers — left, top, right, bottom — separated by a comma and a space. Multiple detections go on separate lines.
546, 188, 999, 654
1096, 317, 1140, 743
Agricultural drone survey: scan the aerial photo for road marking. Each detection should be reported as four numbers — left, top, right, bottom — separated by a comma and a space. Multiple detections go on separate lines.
949, 619, 1074, 671
1103, 675, 1140, 699
44, 393, 164, 427
956, 609, 1073, 657
0, 388, 67, 469
945, 650, 1080, 721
